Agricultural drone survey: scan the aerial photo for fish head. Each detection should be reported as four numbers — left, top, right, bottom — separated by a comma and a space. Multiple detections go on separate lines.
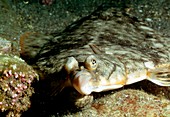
64, 55, 126, 95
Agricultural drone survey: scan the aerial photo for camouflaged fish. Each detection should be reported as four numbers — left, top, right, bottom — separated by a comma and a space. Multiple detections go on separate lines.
36, 7, 170, 104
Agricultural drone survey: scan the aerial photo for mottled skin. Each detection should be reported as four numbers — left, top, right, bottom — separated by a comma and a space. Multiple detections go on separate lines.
36, 7, 170, 107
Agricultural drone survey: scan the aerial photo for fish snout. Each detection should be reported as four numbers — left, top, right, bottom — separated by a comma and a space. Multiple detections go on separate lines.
72, 70, 93, 95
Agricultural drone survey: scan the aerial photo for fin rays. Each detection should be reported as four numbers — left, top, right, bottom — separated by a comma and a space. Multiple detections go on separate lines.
148, 65, 170, 86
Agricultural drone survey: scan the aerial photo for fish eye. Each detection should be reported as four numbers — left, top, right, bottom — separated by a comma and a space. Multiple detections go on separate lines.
85, 55, 98, 71
64, 57, 78, 74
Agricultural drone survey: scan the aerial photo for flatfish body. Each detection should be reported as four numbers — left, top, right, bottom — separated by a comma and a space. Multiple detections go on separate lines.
36, 7, 170, 98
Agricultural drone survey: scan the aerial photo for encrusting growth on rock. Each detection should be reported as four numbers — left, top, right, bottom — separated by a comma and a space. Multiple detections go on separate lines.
0, 53, 38, 117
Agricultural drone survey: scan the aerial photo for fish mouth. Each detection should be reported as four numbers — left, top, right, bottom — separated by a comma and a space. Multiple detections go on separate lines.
72, 70, 93, 95
72, 69, 124, 95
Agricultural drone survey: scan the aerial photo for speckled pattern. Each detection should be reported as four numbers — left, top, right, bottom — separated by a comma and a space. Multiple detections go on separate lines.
37, 7, 170, 73
62, 89, 170, 117
34, 6, 170, 116
37, 7, 170, 92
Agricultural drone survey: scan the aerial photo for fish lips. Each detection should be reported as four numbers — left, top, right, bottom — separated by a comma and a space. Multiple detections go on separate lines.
72, 70, 93, 95
72, 69, 107, 95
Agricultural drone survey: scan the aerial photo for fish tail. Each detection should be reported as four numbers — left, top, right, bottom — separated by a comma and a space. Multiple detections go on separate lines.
147, 64, 170, 86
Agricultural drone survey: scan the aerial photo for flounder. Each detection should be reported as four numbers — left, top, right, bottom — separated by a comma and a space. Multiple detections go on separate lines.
36, 7, 170, 107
